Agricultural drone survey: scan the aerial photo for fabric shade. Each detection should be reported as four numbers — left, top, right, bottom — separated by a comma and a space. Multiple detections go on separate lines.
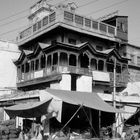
4, 98, 52, 118
46, 88, 124, 113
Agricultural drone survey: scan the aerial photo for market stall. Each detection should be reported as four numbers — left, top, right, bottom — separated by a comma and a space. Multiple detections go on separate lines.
4, 88, 125, 140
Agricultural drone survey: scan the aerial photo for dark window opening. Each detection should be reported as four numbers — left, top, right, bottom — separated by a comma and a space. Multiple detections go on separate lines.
60, 53, 68, 66
68, 38, 76, 45
96, 45, 103, 51
25, 62, 29, 73
79, 54, 89, 68
90, 58, 97, 70
31, 61, 34, 71
69, 54, 76, 66
98, 60, 104, 71
51, 40, 56, 44
47, 55, 52, 67
21, 64, 24, 73
35, 59, 39, 70
107, 63, 114, 72
116, 64, 121, 73
53, 53, 58, 65
40, 55, 46, 69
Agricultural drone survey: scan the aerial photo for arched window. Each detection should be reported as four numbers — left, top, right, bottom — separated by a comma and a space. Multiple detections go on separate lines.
35, 59, 39, 70
25, 62, 30, 73
31, 61, 34, 71
21, 64, 24, 72
40, 54, 46, 69
98, 60, 104, 71
106, 58, 114, 72
53, 53, 58, 65
79, 54, 89, 68
60, 52, 68, 66
69, 54, 76, 66
90, 58, 97, 70
116, 64, 121, 73
47, 55, 52, 67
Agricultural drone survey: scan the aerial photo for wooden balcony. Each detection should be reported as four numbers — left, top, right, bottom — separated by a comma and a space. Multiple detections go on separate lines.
17, 65, 129, 88
18, 9, 117, 45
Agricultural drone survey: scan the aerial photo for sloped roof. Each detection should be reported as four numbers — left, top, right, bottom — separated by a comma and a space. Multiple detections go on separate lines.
23, 50, 33, 55
75, 42, 88, 48
97, 48, 114, 54
38, 42, 50, 49
15, 41, 128, 65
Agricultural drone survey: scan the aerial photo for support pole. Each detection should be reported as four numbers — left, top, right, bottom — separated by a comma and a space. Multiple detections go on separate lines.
112, 58, 116, 138
99, 111, 101, 138
113, 58, 116, 108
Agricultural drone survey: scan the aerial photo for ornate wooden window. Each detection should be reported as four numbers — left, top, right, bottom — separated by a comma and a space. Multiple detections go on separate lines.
35, 59, 39, 70
40, 55, 46, 68
69, 54, 76, 66
98, 60, 104, 71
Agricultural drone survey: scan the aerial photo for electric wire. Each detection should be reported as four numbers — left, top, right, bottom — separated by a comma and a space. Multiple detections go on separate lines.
0, 0, 129, 37
0, 15, 27, 27
0, 9, 28, 22
77, 0, 99, 8
87, 0, 129, 15
0, 0, 99, 37
0, 0, 99, 28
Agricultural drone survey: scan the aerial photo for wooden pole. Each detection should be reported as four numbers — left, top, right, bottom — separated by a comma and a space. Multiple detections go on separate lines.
112, 58, 116, 138
99, 110, 101, 138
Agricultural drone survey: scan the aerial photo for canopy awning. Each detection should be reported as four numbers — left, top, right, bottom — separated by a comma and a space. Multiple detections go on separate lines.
46, 88, 124, 113
4, 98, 52, 118
4, 89, 125, 119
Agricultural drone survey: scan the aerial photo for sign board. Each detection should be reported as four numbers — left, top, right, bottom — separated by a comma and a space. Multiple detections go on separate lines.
92, 71, 110, 82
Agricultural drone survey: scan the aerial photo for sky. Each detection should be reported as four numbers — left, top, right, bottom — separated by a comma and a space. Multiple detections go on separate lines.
0, 0, 139, 46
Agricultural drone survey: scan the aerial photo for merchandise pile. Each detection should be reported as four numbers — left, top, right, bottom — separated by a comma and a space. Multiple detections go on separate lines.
0, 119, 20, 140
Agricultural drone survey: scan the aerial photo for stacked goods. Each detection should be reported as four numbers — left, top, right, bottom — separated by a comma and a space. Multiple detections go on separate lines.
0, 119, 20, 140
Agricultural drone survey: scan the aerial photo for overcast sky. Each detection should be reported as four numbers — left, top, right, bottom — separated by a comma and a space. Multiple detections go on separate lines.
0, 0, 139, 46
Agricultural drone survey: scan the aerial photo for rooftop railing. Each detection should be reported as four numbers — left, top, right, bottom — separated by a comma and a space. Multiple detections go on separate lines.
18, 9, 116, 43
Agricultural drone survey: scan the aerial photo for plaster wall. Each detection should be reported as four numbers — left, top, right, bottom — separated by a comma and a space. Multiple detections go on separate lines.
50, 74, 71, 90
76, 75, 92, 92
0, 41, 20, 95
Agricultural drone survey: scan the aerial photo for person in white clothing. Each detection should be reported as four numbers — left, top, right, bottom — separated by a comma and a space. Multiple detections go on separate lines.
31, 124, 43, 140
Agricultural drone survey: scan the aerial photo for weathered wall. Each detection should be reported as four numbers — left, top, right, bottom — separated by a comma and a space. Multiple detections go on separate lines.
0, 40, 20, 95
77, 75, 92, 92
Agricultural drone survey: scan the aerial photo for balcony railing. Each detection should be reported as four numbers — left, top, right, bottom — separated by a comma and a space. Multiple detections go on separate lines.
18, 9, 116, 44
17, 65, 128, 87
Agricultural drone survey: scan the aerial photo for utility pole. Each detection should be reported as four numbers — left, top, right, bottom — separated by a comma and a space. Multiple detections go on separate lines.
112, 57, 116, 138
113, 58, 116, 108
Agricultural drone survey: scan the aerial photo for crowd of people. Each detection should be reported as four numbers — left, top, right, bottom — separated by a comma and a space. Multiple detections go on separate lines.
18, 123, 43, 140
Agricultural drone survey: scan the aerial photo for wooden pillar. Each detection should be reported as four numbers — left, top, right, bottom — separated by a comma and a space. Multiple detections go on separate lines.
99, 110, 101, 137
96, 59, 99, 70
76, 55, 79, 68
38, 56, 41, 70
67, 53, 70, 66
58, 52, 60, 72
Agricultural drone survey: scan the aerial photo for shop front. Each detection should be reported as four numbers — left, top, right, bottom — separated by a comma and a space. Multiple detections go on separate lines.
4, 88, 125, 140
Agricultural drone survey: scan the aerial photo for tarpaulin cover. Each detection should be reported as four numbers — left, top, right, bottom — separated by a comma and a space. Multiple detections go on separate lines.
4, 98, 52, 118
46, 88, 125, 113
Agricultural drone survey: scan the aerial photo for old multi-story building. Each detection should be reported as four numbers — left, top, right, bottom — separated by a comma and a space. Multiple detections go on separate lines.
9, 0, 131, 135
16, 1, 129, 94
2, 0, 139, 137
